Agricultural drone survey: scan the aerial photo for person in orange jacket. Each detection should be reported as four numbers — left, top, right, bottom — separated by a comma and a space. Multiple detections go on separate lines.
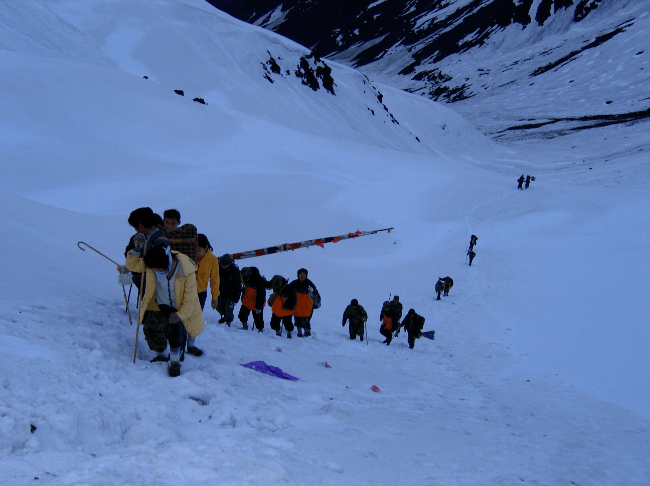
379, 301, 399, 345
267, 275, 297, 338
239, 266, 267, 332
290, 268, 321, 337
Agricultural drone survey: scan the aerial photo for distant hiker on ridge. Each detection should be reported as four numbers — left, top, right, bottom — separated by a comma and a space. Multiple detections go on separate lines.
468, 235, 477, 252
525, 175, 531, 189
517, 175, 525, 190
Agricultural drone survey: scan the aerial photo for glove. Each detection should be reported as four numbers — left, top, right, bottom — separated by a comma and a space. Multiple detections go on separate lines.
211, 299, 218, 309
117, 264, 129, 275
168, 313, 181, 324
133, 234, 145, 250
118, 273, 133, 286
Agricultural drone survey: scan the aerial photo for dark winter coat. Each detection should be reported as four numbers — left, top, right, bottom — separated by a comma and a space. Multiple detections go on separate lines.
290, 277, 321, 316
219, 263, 242, 303
242, 267, 267, 311
401, 312, 425, 335
380, 304, 399, 331
267, 277, 297, 315
342, 304, 368, 326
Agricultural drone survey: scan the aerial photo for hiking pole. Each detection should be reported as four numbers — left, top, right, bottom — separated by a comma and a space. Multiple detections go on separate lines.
365, 319, 368, 346
77, 242, 133, 326
133, 241, 147, 364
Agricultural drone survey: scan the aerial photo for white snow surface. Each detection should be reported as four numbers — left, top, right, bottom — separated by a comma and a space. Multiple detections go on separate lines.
1, 0, 649, 485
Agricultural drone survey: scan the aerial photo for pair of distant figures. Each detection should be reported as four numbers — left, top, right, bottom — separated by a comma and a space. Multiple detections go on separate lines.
518, 175, 535, 189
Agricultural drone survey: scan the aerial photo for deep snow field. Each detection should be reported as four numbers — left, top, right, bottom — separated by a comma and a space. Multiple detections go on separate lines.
0, 1, 649, 485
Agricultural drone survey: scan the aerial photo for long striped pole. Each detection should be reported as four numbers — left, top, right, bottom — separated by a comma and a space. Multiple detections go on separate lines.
230, 228, 394, 260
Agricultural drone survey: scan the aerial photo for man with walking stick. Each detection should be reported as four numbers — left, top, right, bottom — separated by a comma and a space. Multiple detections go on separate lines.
342, 299, 367, 342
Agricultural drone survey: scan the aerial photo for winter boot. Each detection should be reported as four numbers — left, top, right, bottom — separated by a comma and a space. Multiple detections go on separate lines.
187, 346, 203, 357
287, 332, 292, 339
241, 322, 248, 330
304, 330, 311, 337
276, 330, 282, 336
218, 316, 226, 324
168, 361, 181, 377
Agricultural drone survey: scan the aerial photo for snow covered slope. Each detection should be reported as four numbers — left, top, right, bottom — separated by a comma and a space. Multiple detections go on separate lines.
0, 1, 649, 485
211, 0, 650, 138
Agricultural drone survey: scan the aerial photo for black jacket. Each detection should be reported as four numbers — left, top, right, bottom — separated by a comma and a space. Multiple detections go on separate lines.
219, 264, 242, 303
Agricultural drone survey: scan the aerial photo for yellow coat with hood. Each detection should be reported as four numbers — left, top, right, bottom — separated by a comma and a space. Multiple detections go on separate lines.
129, 250, 205, 338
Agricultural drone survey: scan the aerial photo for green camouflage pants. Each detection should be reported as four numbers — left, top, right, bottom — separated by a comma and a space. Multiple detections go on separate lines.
142, 311, 186, 353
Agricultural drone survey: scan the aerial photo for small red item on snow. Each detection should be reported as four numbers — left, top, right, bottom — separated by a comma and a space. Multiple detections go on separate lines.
324, 362, 331, 368
371, 385, 381, 393
275, 347, 282, 352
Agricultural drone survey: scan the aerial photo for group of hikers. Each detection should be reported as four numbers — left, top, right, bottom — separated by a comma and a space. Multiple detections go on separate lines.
517, 174, 535, 190
117, 207, 427, 377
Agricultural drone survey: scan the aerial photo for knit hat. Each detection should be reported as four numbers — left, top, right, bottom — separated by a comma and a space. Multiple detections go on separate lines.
297, 268, 308, 277
351, 299, 358, 306
219, 254, 233, 265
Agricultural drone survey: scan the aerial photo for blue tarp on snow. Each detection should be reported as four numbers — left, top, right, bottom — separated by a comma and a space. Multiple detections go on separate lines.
241, 361, 299, 381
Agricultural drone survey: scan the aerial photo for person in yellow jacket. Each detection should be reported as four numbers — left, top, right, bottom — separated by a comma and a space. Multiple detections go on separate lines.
196, 235, 220, 310
130, 246, 205, 377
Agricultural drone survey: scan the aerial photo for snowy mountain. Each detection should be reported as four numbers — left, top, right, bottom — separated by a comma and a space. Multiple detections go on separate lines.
209, 0, 650, 138
1, 0, 649, 485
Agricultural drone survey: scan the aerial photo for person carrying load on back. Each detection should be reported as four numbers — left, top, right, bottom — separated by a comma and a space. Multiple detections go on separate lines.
399, 309, 426, 349
119, 207, 170, 292
189, 233, 220, 356
267, 275, 297, 338
379, 300, 398, 346
217, 254, 241, 327
518, 175, 525, 190
239, 266, 267, 332
163, 209, 199, 264
342, 299, 367, 341
290, 268, 321, 337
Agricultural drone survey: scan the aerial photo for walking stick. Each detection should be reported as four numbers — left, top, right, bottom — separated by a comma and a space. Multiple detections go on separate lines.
365, 319, 368, 346
133, 242, 147, 364
77, 242, 133, 326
